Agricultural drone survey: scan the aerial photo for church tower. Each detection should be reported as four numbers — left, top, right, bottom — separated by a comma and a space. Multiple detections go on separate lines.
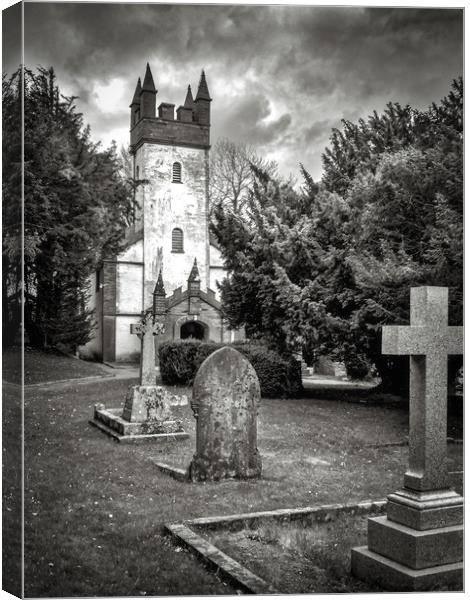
129, 64, 212, 304
83, 64, 243, 363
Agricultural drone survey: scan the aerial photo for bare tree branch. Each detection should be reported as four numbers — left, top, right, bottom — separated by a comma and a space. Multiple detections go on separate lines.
209, 137, 277, 215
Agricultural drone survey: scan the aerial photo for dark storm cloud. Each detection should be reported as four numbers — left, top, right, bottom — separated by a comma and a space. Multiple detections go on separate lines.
264, 6, 462, 104
303, 120, 337, 145
215, 93, 292, 147
24, 3, 270, 75
16, 3, 463, 180
2, 2, 22, 75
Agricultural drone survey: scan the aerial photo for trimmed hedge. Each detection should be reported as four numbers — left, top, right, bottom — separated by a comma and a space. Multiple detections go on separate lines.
158, 340, 302, 398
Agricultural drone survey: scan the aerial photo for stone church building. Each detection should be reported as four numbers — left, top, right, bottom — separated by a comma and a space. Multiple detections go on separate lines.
83, 64, 243, 362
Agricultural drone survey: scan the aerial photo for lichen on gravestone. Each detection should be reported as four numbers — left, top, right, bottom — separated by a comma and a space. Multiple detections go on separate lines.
189, 346, 262, 482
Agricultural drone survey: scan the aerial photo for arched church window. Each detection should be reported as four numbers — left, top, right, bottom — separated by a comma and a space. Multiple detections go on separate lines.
172, 162, 182, 183
172, 228, 184, 253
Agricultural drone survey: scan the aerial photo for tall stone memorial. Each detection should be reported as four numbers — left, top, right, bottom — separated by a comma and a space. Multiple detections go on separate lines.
352, 287, 463, 590
189, 346, 262, 482
90, 277, 188, 442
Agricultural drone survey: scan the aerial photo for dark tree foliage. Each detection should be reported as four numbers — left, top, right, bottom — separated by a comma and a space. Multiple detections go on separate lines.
3, 66, 135, 351
322, 102, 418, 196
2, 70, 22, 344
213, 79, 462, 392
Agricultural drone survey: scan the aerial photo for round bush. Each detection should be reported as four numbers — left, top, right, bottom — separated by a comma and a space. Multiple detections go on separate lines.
158, 340, 302, 398
344, 353, 371, 381
158, 340, 201, 385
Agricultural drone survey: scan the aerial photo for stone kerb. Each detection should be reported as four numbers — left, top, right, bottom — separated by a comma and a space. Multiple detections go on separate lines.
189, 346, 262, 482
164, 499, 387, 594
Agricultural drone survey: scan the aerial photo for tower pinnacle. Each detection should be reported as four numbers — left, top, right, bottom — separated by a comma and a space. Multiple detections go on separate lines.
140, 63, 157, 118
130, 77, 142, 107
154, 270, 166, 295
195, 70, 211, 101
142, 63, 156, 92
184, 85, 195, 109
188, 258, 201, 282
152, 269, 166, 316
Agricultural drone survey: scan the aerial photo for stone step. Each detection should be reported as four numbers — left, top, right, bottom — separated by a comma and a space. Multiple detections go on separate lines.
351, 545, 463, 592
367, 515, 463, 570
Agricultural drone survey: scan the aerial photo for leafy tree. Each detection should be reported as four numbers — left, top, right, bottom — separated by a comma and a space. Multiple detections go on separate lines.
2, 70, 22, 344
119, 144, 149, 226
119, 144, 133, 180
209, 137, 278, 215
3, 66, 135, 351
213, 168, 345, 358
322, 102, 418, 196
214, 79, 462, 392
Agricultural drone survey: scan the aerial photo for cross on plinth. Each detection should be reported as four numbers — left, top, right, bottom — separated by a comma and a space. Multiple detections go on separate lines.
351, 286, 463, 591
130, 311, 165, 386
382, 286, 462, 492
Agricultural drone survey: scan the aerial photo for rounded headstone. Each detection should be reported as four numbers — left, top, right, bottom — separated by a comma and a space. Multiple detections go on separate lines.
189, 346, 262, 482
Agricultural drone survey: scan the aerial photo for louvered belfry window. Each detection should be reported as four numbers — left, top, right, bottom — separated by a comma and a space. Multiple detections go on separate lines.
172, 228, 184, 253
172, 161, 182, 183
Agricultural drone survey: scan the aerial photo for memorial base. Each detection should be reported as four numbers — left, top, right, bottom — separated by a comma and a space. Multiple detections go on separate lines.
386, 487, 463, 530
351, 546, 463, 591
89, 404, 189, 443
351, 488, 463, 591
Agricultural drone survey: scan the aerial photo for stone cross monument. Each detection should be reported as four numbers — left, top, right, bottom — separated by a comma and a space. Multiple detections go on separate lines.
352, 287, 463, 591
130, 310, 164, 386
383, 286, 462, 494
90, 272, 188, 441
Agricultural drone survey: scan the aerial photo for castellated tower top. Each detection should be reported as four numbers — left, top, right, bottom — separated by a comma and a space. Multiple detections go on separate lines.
129, 63, 211, 152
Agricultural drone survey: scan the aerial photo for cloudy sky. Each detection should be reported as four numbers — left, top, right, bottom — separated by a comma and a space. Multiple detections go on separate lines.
4, 2, 464, 180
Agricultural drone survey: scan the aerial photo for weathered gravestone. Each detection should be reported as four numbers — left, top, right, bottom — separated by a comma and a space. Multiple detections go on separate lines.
314, 356, 336, 377
352, 287, 463, 591
90, 283, 188, 442
188, 346, 262, 482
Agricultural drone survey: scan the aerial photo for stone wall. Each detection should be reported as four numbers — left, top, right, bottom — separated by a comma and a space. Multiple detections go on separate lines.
130, 117, 210, 150
134, 143, 210, 306
116, 263, 143, 314
79, 272, 103, 360
118, 239, 143, 263
115, 315, 141, 362
151, 299, 225, 345
80, 263, 116, 361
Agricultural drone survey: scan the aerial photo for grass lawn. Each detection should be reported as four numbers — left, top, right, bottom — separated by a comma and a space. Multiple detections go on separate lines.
2, 382, 22, 597
3, 347, 112, 385
201, 514, 382, 594
2, 347, 21, 384
3, 351, 462, 596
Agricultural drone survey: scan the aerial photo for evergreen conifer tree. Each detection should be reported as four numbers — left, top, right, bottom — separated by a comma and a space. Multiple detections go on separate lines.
3, 66, 135, 351
214, 79, 462, 391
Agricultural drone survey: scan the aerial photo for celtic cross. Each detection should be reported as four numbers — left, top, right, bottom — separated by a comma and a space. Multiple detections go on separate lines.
130, 310, 165, 386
